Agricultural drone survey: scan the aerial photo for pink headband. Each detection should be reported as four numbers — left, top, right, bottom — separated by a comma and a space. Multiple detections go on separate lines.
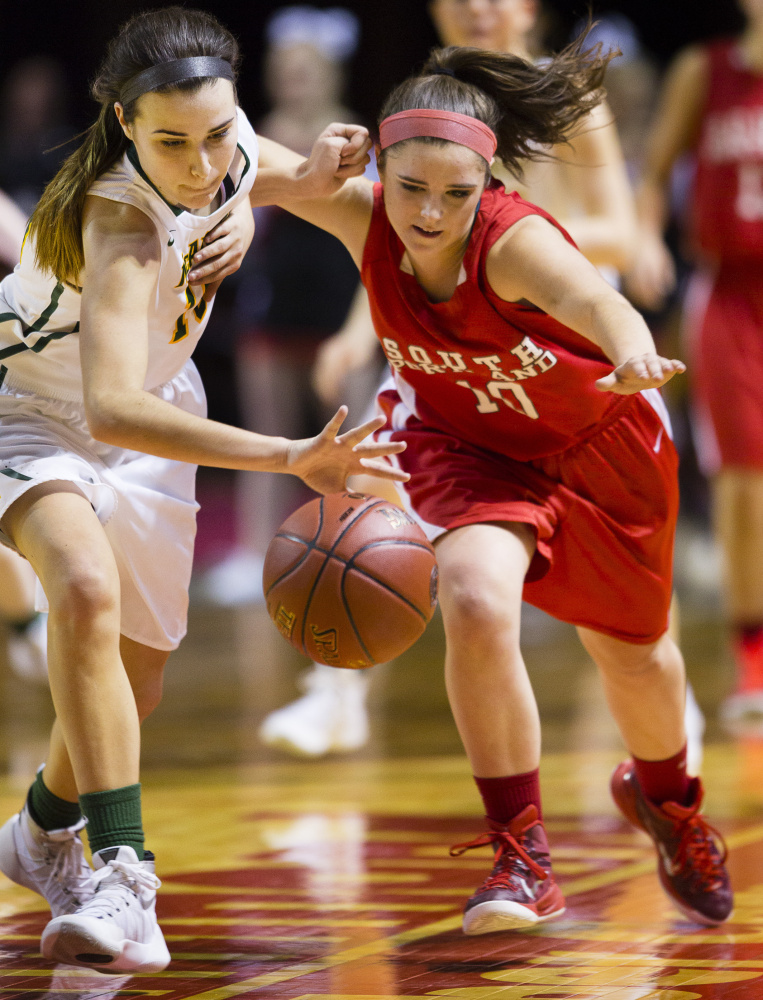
378, 109, 497, 162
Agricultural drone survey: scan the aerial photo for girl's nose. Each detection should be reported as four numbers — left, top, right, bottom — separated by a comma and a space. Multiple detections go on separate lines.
420, 199, 443, 221
190, 147, 211, 179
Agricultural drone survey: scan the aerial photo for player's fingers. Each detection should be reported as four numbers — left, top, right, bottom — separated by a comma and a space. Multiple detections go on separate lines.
336, 413, 386, 445
354, 440, 406, 457
321, 406, 349, 438
189, 252, 239, 283
358, 458, 410, 481
193, 239, 225, 261
338, 126, 370, 152
595, 372, 620, 393
335, 156, 372, 176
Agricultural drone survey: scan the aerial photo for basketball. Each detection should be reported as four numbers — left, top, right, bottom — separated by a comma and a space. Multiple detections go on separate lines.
262, 491, 438, 669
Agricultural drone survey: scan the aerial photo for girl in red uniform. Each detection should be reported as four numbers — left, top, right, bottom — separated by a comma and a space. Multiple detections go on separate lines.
254, 37, 732, 932
627, 1, 763, 724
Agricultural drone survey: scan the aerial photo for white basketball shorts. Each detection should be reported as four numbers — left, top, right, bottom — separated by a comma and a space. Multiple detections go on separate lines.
0, 361, 206, 650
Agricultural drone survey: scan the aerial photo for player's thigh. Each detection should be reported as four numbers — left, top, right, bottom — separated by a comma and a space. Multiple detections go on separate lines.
2, 482, 120, 608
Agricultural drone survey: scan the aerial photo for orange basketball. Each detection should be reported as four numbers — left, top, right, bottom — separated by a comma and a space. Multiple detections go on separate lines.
262, 491, 438, 669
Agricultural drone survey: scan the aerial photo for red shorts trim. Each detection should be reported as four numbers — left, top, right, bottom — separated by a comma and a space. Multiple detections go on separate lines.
378, 390, 678, 644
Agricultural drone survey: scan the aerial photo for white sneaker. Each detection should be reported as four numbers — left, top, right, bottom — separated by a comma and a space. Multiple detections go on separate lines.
684, 682, 706, 775
259, 662, 370, 757
6, 612, 48, 683
41, 846, 170, 974
0, 804, 92, 917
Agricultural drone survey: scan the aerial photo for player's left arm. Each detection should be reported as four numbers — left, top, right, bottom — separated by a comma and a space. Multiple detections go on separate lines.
486, 214, 684, 394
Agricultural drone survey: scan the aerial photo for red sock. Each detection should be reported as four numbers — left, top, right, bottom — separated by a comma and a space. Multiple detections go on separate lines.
474, 769, 542, 824
632, 745, 690, 806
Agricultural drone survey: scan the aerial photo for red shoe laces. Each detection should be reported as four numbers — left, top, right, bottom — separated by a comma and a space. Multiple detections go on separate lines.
674, 814, 728, 889
450, 829, 548, 889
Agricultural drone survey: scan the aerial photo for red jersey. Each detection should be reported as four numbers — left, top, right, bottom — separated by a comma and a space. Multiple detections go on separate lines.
361, 181, 627, 462
692, 40, 763, 261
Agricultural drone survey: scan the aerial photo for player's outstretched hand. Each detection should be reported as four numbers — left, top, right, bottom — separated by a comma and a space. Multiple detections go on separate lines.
187, 198, 255, 291
293, 123, 372, 199
287, 407, 408, 495
595, 354, 686, 394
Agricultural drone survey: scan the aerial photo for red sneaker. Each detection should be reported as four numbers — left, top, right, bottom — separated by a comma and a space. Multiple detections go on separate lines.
450, 805, 565, 935
611, 761, 733, 925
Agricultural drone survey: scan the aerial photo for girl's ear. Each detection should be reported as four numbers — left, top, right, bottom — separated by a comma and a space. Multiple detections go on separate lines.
113, 102, 132, 140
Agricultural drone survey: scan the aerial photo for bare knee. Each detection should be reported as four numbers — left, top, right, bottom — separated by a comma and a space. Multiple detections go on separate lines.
580, 629, 684, 682
441, 568, 521, 641
50, 558, 120, 633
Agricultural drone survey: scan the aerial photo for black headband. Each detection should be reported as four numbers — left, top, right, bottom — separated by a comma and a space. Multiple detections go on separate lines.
120, 56, 235, 106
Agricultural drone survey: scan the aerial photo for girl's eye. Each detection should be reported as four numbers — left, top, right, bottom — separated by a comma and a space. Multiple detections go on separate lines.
400, 182, 423, 193
160, 139, 184, 148
210, 129, 231, 142
449, 190, 471, 199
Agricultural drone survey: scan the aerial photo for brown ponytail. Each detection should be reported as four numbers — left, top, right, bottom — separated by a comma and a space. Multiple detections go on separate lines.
28, 6, 240, 282
377, 29, 617, 177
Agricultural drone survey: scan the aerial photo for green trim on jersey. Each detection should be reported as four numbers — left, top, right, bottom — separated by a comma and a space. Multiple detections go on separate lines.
0, 467, 33, 482
0, 282, 78, 361
127, 145, 184, 217
235, 143, 251, 191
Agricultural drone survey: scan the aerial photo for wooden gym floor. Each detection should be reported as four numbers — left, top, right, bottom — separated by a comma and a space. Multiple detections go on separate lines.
1, 544, 763, 999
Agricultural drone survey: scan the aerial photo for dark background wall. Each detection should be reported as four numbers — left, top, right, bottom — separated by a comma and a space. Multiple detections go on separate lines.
0, 1, 745, 133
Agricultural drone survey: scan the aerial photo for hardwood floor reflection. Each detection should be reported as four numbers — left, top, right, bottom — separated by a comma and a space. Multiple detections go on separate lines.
1, 584, 762, 999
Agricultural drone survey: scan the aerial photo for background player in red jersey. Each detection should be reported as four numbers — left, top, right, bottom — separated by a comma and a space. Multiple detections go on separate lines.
626, 0, 763, 726
251, 36, 733, 932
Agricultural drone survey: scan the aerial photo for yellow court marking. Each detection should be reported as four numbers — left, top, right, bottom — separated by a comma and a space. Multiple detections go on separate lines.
538, 951, 763, 969
165, 934, 348, 943
205, 901, 456, 912
163, 917, 400, 928
162, 878, 428, 896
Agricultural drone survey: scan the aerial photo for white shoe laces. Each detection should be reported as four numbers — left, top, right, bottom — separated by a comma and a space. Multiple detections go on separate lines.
37, 828, 91, 904
80, 859, 161, 918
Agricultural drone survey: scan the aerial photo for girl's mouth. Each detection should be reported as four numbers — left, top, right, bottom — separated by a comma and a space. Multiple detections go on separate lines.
413, 225, 442, 239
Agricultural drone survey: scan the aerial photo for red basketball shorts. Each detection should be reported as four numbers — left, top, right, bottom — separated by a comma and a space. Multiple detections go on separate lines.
376, 385, 678, 645
684, 261, 763, 474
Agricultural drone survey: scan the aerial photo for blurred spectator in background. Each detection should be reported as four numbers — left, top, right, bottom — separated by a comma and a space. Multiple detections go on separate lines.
0, 57, 73, 215
626, 0, 763, 727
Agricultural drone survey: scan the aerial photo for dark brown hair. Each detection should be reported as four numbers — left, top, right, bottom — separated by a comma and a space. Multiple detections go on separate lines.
377, 31, 616, 177
28, 7, 240, 282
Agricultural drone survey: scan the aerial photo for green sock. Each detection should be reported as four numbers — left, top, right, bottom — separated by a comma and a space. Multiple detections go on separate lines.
79, 784, 144, 860
27, 769, 82, 831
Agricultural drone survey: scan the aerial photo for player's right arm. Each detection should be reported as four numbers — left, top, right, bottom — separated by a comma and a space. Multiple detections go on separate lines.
78, 195, 406, 489
626, 46, 709, 310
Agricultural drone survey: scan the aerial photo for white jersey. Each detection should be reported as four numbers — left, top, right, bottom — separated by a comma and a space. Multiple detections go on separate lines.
0, 106, 258, 402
